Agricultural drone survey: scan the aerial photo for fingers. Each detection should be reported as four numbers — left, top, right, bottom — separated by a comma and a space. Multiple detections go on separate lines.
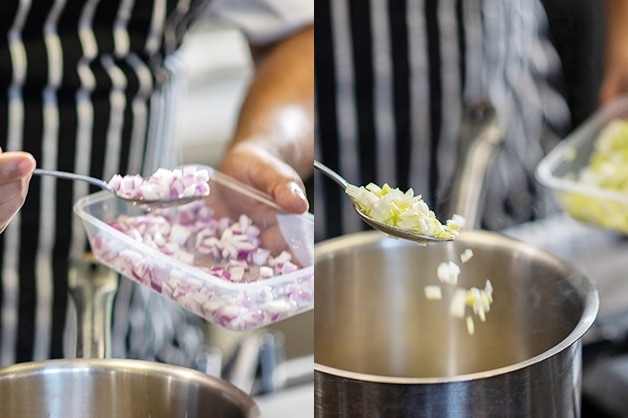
0, 152, 36, 233
273, 180, 309, 214
219, 143, 310, 214
598, 64, 628, 106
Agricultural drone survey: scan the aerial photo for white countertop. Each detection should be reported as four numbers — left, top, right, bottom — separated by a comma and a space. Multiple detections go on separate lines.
504, 212, 628, 320
255, 383, 314, 418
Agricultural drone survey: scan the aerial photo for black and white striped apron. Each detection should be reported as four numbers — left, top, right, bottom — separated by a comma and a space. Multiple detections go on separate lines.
0, 0, 210, 365
314, 0, 571, 241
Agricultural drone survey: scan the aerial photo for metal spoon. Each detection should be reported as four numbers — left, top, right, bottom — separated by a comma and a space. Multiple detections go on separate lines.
33, 168, 208, 209
314, 160, 453, 244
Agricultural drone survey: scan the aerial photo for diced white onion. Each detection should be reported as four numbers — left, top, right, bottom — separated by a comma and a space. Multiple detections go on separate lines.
562, 119, 628, 233
460, 249, 474, 264
466, 279, 494, 322
346, 182, 465, 240
437, 261, 460, 285
466, 316, 475, 335
428, 251, 494, 336
424, 285, 442, 300
449, 288, 467, 318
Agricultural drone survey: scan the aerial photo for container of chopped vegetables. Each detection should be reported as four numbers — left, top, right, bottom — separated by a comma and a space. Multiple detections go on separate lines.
537, 96, 628, 234
74, 165, 313, 332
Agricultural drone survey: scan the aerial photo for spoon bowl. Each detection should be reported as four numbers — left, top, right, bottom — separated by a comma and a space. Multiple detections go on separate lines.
33, 168, 209, 209
314, 160, 453, 244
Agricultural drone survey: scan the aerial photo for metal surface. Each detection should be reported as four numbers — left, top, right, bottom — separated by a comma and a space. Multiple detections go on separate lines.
33, 168, 207, 209
68, 257, 117, 359
313, 160, 452, 244
440, 100, 503, 228
0, 358, 259, 418
314, 230, 599, 416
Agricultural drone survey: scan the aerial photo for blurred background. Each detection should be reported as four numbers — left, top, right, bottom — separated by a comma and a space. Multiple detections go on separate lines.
542, 0, 605, 128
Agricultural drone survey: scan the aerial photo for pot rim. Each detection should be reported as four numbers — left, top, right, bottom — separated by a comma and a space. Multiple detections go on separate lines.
313, 230, 600, 384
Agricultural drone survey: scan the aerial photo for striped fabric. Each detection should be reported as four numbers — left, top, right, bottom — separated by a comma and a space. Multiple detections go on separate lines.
314, 0, 571, 241
0, 0, 211, 365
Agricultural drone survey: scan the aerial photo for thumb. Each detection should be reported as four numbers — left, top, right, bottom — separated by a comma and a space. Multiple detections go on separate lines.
272, 180, 309, 214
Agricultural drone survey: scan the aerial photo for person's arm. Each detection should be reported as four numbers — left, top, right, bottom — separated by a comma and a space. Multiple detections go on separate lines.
218, 24, 314, 214
0, 150, 35, 233
599, 0, 628, 104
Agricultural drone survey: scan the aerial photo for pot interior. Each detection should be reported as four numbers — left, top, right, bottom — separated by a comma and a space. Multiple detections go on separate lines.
314, 231, 598, 380
0, 359, 258, 418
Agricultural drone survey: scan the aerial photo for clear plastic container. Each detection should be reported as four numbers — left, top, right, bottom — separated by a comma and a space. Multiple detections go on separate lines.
74, 165, 314, 331
537, 96, 628, 234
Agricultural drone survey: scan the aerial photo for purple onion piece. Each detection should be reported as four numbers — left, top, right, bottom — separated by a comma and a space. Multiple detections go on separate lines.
108, 167, 211, 201
89, 201, 312, 330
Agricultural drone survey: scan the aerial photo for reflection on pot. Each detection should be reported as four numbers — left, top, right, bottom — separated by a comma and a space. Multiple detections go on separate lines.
0, 358, 259, 418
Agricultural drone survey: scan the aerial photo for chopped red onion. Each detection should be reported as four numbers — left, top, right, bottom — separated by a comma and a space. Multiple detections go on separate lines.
108, 167, 211, 201
89, 199, 313, 331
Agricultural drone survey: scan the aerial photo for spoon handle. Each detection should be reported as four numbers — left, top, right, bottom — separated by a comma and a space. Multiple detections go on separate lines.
314, 160, 349, 190
33, 169, 113, 192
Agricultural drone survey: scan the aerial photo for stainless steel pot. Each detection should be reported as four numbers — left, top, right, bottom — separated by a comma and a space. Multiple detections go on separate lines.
314, 230, 599, 417
0, 259, 260, 418
0, 358, 258, 418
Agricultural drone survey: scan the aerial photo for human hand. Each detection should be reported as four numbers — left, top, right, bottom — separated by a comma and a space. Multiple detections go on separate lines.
218, 141, 310, 214
217, 24, 313, 215
599, 0, 628, 106
598, 58, 628, 106
0, 150, 36, 233
198, 170, 312, 266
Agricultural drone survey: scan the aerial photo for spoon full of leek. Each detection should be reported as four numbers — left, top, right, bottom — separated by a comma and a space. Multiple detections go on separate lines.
314, 160, 464, 244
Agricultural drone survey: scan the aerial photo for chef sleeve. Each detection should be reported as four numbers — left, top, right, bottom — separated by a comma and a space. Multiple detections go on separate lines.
206, 0, 313, 45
